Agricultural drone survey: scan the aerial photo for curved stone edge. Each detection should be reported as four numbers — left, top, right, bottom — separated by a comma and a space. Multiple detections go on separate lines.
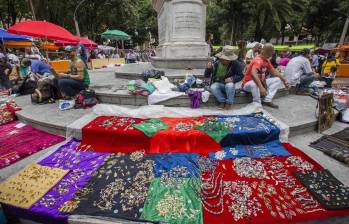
95, 89, 290, 107
16, 112, 67, 137
114, 71, 205, 80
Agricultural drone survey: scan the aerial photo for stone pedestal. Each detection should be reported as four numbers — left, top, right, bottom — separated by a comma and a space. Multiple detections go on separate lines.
151, 0, 210, 69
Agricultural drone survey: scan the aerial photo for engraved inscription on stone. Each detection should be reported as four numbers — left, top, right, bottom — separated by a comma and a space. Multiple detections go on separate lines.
158, 10, 166, 44
173, 3, 202, 39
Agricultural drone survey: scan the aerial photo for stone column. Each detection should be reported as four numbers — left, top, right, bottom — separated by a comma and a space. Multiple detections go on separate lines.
151, 0, 210, 69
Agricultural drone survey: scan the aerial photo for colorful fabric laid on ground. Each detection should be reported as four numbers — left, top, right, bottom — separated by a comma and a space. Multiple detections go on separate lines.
0, 163, 68, 209
3, 139, 108, 224
82, 116, 150, 153
141, 178, 203, 224
81, 114, 279, 154
72, 151, 154, 221
209, 140, 291, 160
153, 153, 200, 177
201, 144, 349, 224
194, 116, 230, 143
310, 128, 349, 166
133, 118, 170, 137
150, 117, 221, 154
218, 114, 280, 147
0, 121, 65, 169
294, 169, 349, 210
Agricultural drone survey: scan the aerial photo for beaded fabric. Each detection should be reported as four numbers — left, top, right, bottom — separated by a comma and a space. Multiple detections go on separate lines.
0, 121, 65, 169
2, 139, 108, 224
72, 151, 154, 221
294, 169, 349, 210
81, 116, 150, 153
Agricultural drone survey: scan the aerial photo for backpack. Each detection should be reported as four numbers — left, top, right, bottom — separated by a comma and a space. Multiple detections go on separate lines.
74, 89, 98, 109
19, 73, 40, 95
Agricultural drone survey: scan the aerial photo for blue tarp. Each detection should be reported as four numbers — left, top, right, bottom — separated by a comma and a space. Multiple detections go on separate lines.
0, 29, 32, 41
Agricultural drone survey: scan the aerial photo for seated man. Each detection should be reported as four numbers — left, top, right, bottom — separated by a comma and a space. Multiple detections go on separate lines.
52, 46, 90, 99
242, 43, 289, 109
284, 48, 318, 95
204, 45, 243, 110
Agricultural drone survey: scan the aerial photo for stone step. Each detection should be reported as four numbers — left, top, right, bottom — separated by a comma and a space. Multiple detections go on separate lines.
114, 62, 205, 81
95, 88, 290, 107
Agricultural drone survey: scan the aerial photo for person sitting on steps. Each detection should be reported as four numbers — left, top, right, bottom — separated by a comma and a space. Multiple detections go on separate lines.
204, 45, 244, 110
242, 43, 289, 109
52, 46, 90, 99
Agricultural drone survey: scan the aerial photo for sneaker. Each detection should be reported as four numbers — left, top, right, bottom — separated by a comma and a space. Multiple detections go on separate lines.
224, 104, 232, 110
262, 101, 279, 109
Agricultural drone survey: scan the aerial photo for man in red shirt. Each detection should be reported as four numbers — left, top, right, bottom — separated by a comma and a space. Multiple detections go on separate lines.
242, 43, 289, 108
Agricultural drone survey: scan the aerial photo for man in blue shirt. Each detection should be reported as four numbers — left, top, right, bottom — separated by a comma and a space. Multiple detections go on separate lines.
30, 59, 52, 77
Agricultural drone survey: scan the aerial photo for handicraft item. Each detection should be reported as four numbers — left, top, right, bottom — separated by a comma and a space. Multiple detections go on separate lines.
0, 163, 68, 209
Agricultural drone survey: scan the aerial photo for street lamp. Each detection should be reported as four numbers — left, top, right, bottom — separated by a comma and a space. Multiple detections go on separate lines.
73, 0, 88, 37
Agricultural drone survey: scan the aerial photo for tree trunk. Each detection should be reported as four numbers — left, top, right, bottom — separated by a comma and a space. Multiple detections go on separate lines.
281, 22, 286, 45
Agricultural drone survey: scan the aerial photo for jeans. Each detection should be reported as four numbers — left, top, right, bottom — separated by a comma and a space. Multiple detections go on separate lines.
296, 72, 314, 92
243, 77, 282, 103
210, 82, 235, 105
54, 78, 87, 97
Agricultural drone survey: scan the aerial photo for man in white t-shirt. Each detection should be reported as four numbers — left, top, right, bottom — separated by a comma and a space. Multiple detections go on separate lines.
284, 48, 319, 95
245, 42, 262, 64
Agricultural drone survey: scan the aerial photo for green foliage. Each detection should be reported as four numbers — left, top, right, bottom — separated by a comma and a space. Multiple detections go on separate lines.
0, 0, 348, 46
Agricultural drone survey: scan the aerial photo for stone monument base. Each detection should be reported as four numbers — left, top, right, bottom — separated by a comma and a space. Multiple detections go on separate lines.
151, 57, 209, 69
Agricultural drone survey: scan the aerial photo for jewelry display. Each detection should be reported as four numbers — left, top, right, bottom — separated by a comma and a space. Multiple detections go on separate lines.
294, 169, 349, 209
0, 163, 68, 209
233, 157, 268, 179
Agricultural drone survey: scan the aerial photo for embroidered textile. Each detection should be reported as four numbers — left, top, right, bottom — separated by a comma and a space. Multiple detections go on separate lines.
0, 121, 65, 169
4, 139, 109, 224
194, 117, 230, 143
294, 169, 349, 210
133, 118, 169, 137
218, 114, 280, 147
141, 178, 203, 224
153, 153, 200, 177
72, 151, 154, 220
150, 117, 221, 154
82, 116, 150, 153
201, 144, 349, 223
209, 140, 291, 160
0, 163, 68, 209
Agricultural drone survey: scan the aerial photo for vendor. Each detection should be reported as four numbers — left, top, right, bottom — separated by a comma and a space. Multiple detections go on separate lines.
21, 58, 52, 77
0, 57, 12, 92
52, 46, 90, 99
284, 48, 319, 95
204, 45, 244, 110
242, 43, 289, 109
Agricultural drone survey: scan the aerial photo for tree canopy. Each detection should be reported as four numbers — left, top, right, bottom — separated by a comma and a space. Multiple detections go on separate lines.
0, 0, 348, 46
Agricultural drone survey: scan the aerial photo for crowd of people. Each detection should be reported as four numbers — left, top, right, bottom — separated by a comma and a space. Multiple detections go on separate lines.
0, 39, 345, 110
0, 40, 157, 100
205, 42, 344, 110
0, 43, 90, 101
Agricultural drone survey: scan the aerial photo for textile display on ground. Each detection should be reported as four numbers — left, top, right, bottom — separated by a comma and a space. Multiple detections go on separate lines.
81, 113, 280, 154
0, 163, 68, 209
2, 139, 349, 223
66, 103, 289, 142
309, 128, 349, 165
0, 121, 65, 169
3, 139, 109, 224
